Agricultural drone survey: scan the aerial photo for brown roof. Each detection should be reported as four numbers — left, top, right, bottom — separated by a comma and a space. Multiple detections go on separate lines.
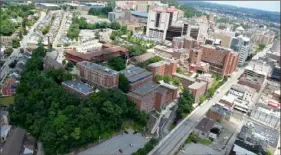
65, 45, 128, 61
195, 117, 215, 133
2, 128, 26, 155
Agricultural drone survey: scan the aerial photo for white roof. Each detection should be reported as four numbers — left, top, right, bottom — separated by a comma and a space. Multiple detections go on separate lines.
1, 125, 11, 138
39, 3, 60, 7
236, 26, 244, 31
221, 94, 237, 103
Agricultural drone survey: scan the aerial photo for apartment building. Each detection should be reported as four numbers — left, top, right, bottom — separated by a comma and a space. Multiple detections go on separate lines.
251, 105, 280, 130
199, 45, 239, 77
188, 81, 207, 103
65, 44, 129, 63
230, 36, 251, 66
172, 73, 195, 90
196, 74, 214, 89
148, 60, 177, 77
127, 82, 178, 112
228, 84, 256, 102
210, 30, 235, 48
189, 48, 210, 73
238, 61, 270, 92
62, 80, 95, 98
77, 61, 119, 89
252, 29, 275, 45
120, 67, 153, 91
146, 2, 184, 41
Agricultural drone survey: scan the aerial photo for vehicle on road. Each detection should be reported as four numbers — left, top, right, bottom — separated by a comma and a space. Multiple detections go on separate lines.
133, 131, 137, 134
118, 149, 123, 153
124, 130, 128, 134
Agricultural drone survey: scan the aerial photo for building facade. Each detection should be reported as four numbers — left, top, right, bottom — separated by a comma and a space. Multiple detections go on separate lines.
77, 61, 119, 89
230, 36, 251, 66
148, 60, 177, 77
188, 81, 207, 103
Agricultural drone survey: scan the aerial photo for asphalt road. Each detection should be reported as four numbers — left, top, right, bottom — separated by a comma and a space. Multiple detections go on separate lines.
149, 46, 271, 155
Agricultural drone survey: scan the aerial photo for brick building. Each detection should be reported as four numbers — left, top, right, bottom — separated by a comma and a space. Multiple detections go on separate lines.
120, 67, 153, 91
62, 80, 95, 98
77, 61, 119, 89
127, 82, 178, 112
148, 60, 177, 77
199, 45, 239, 77
207, 103, 231, 122
188, 81, 207, 103
43, 56, 64, 70
189, 48, 210, 73
65, 44, 129, 63
196, 73, 214, 89
172, 73, 195, 90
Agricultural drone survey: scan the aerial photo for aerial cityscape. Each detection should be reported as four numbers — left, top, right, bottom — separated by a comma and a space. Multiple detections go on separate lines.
0, 1, 280, 155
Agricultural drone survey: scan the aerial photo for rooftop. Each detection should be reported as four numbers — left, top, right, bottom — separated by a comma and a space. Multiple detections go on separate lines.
2, 128, 26, 155
148, 60, 174, 67
77, 61, 118, 75
38, 3, 60, 7
132, 82, 159, 95
230, 84, 255, 93
120, 67, 152, 83
62, 81, 94, 95
195, 117, 216, 133
173, 73, 196, 82
188, 81, 206, 90
131, 11, 148, 18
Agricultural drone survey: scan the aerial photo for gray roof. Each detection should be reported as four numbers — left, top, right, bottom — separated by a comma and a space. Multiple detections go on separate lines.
195, 117, 215, 133
133, 82, 159, 95
62, 81, 94, 95
209, 104, 231, 116
173, 73, 196, 82
43, 56, 64, 69
188, 81, 206, 89
2, 128, 26, 155
120, 67, 152, 83
78, 61, 118, 75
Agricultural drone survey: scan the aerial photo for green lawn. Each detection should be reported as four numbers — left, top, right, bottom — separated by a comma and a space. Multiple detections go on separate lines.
0, 96, 15, 105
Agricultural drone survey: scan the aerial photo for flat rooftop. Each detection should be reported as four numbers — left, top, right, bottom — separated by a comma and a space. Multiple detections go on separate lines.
188, 81, 206, 89
62, 81, 94, 95
120, 67, 152, 83
173, 73, 196, 82
78, 61, 119, 75
133, 82, 159, 95
148, 60, 171, 67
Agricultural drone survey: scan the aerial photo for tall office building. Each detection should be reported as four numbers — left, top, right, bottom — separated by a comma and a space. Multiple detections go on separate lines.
230, 36, 251, 66
146, 2, 184, 41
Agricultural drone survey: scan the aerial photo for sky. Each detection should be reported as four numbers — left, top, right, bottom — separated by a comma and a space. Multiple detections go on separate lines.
209, 1, 280, 12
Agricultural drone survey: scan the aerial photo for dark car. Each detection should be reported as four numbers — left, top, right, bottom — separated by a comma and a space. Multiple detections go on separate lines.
118, 149, 123, 153
124, 130, 128, 134
133, 131, 138, 134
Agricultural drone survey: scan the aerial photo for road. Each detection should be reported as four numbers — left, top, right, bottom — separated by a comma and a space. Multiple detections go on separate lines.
21, 11, 46, 48
0, 11, 46, 83
149, 45, 271, 155
53, 12, 67, 48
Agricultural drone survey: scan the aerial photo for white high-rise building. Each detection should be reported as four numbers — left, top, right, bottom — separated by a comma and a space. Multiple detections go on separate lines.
230, 35, 251, 66
146, 2, 184, 41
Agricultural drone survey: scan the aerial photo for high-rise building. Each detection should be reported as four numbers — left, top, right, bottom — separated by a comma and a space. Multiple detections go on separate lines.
77, 61, 119, 89
200, 45, 239, 77
230, 36, 251, 66
146, 2, 184, 41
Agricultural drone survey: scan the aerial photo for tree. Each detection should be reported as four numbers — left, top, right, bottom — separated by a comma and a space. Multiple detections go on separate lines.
108, 57, 126, 71
12, 38, 20, 48
154, 75, 163, 83
118, 74, 130, 93
176, 67, 184, 74
163, 76, 172, 83
110, 22, 121, 30
66, 62, 74, 70
199, 96, 206, 104
148, 56, 163, 64
4, 48, 13, 56
62, 59, 66, 65
172, 77, 180, 86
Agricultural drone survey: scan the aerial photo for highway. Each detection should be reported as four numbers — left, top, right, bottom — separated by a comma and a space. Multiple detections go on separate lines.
149, 45, 271, 155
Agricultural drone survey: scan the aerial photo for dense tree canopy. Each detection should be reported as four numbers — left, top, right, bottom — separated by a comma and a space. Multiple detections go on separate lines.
118, 73, 130, 93
108, 57, 126, 71
9, 45, 147, 155
175, 90, 194, 121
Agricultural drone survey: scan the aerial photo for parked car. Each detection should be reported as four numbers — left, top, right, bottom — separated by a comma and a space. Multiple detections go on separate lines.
118, 149, 123, 153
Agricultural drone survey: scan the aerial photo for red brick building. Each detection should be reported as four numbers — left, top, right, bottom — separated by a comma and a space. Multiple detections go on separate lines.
127, 82, 178, 112
148, 60, 177, 77
188, 81, 207, 103
189, 45, 239, 77
77, 61, 119, 89
65, 44, 129, 63
120, 67, 153, 91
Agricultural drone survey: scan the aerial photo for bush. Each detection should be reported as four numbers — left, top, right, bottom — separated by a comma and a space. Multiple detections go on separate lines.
108, 57, 126, 71
118, 74, 129, 93
4, 48, 13, 56
132, 138, 159, 155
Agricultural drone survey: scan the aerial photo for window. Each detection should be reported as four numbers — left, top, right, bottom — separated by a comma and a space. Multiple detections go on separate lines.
155, 13, 160, 28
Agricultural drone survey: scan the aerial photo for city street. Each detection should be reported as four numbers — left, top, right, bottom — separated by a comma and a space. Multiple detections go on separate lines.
148, 46, 271, 155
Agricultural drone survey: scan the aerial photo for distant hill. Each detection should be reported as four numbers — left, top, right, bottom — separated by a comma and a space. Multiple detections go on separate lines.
180, 1, 280, 23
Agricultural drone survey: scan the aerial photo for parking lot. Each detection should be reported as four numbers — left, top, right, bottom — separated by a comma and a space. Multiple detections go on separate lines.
178, 143, 221, 155
78, 130, 149, 155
